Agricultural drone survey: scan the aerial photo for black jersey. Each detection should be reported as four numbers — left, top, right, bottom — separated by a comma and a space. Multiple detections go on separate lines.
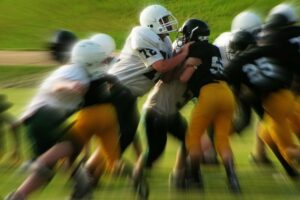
83, 74, 120, 107
225, 45, 293, 95
259, 26, 300, 74
187, 41, 225, 97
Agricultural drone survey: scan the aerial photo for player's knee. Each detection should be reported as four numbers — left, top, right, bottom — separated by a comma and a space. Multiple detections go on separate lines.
146, 146, 165, 166
29, 161, 54, 181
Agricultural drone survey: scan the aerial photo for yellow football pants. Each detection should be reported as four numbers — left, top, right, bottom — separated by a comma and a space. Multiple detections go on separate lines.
288, 94, 300, 138
186, 81, 236, 162
260, 89, 298, 163
70, 104, 120, 170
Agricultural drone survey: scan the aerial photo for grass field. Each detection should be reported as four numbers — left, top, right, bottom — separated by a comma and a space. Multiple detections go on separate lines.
1, 67, 300, 200
0, 0, 298, 50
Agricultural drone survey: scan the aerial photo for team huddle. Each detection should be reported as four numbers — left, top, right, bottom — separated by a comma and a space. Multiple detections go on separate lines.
3, 2, 300, 200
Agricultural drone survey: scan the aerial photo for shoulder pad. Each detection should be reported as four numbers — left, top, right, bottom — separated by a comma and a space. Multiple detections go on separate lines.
131, 26, 161, 49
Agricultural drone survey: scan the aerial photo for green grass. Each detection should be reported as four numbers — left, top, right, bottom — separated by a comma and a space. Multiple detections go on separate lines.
1, 69, 300, 199
0, 66, 54, 88
0, 66, 53, 81
0, 0, 298, 50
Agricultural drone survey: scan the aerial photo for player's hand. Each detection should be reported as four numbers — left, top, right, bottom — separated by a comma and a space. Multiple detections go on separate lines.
180, 41, 194, 56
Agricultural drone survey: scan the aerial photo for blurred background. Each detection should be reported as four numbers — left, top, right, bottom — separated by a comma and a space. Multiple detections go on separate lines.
0, 0, 300, 200
0, 0, 299, 50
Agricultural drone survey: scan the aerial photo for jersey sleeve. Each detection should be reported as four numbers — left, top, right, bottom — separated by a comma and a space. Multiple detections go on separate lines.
52, 64, 89, 85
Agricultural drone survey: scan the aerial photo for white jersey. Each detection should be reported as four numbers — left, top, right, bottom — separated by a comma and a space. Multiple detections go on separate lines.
143, 80, 192, 116
213, 32, 233, 67
21, 64, 90, 120
108, 26, 173, 97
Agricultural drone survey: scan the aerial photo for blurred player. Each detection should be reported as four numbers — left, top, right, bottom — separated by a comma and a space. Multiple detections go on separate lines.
90, 33, 144, 160
225, 2, 300, 178
48, 29, 78, 64
214, 10, 263, 134
178, 19, 240, 193
0, 94, 21, 164
214, 10, 272, 164
134, 77, 192, 190
107, 4, 191, 198
214, 10, 262, 66
4, 39, 105, 200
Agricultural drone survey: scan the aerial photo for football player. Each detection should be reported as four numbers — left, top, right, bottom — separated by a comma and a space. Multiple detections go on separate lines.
48, 29, 78, 64
225, 2, 300, 178
4, 39, 113, 200
214, 10, 273, 165
178, 19, 241, 193
107, 4, 191, 197
214, 10, 262, 67
135, 77, 193, 189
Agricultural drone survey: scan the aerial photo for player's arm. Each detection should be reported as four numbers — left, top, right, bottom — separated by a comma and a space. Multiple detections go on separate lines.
179, 57, 202, 83
160, 64, 182, 83
52, 79, 87, 95
152, 42, 192, 73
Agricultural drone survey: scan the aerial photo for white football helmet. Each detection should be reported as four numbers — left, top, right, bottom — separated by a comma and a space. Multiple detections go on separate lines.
139, 4, 178, 34
266, 3, 298, 28
71, 39, 107, 78
231, 11, 262, 32
90, 33, 116, 57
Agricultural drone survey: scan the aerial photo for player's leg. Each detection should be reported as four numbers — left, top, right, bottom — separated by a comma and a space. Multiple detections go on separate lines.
168, 113, 188, 189
186, 85, 216, 190
250, 121, 273, 165
215, 112, 241, 193
232, 96, 252, 134
258, 124, 299, 177
201, 128, 219, 164
132, 108, 167, 198
214, 83, 240, 193
17, 142, 75, 196
144, 109, 168, 167
289, 94, 300, 139
263, 90, 300, 163
5, 106, 75, 199
85, 104, 121, 184
111, 87, 140, 155
68, 105, 116, 199
25, 106, 70, 158
249, 95, 272, 165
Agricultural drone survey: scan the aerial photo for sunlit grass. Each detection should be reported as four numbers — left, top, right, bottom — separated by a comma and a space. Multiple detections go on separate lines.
0, 0, 295, 50
1, 85, 300, 199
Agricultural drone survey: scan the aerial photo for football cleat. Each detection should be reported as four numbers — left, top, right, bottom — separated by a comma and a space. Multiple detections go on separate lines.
169, 171, 187, 189
68, 165, 93, 200
132, 173, 150, 200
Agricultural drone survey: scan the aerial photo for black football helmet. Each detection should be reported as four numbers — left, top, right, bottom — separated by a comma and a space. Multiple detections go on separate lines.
178, 18, 210, 45
228, 30, 255, 57
48, 29, 78, 63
